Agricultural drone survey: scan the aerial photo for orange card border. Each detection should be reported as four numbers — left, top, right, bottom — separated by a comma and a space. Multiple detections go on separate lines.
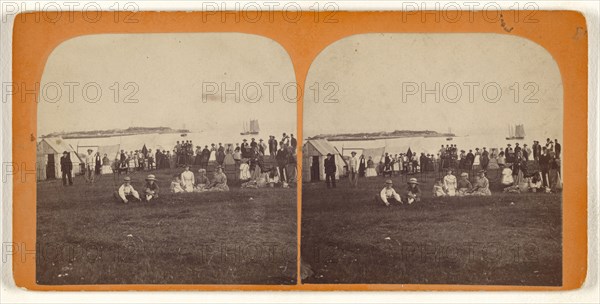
11, 10, 587, 291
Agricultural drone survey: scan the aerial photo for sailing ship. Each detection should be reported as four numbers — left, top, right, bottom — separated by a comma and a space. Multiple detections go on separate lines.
506, 124, 525, 140
446, 127, 454, 141
240, 119, 260, 135
180, 123, 188, 137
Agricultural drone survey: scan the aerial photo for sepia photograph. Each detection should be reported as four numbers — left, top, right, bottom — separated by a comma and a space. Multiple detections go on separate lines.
35, 33, 298, 285
301, 33, 563, 285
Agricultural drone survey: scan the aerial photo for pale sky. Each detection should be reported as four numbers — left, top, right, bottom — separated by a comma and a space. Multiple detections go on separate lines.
304, 33, 563, 139
38, 33, 297, 135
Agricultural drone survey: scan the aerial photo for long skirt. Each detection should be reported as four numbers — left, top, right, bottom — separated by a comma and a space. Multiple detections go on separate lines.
366, 168, 377, 177
101, 165, 113, 174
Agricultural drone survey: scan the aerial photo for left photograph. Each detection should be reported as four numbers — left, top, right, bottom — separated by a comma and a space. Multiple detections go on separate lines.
35, 33, 298, 285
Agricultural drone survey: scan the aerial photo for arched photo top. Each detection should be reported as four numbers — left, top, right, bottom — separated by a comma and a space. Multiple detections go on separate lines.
304, 33, 563, 141
38, 33, 297, 138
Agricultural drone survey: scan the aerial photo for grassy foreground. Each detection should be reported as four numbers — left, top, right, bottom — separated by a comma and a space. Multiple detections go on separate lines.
36, 168, 297, 285
301, 171, 562, 286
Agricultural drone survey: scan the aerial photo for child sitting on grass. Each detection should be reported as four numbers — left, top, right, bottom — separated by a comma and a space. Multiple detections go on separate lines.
114, 176, 140, 204
406, 178, 421, 204
433, 179, 446, 197
375, 179, 401, 207
170, 174, 184, 193
143, 174, 160, 202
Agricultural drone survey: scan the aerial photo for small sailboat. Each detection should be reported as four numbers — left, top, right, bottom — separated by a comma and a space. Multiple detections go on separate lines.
506, 124, 525, 140
240, 119, 260, 135
446, 127, 454, 141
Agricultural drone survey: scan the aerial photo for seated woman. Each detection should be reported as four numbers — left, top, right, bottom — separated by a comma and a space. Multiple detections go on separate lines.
405, 178, 421, 204
194, 168, 210, 192
180, 165, 195, 192
433, 179, 446, 197
143, 174, 160, 202
206, 166, 229, 192
443, 169, 457, 196
501, 166, 514, 186
456, 172, 473, 196
470, 170, 492, 196
170, 174, 184, 193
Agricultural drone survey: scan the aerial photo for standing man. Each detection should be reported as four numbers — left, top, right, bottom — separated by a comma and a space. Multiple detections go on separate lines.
267, 136, 274, 157
480, 147, 489, 170
259, 139, 267, 155
324, 153, 336, 188
523, 144, 531, 161
539, 147, 550, 189
348, 151, 359, 188
276, 143, 289, 183
85, 149, 95, 183
290, 134, 297, 151
60, 151, 73, 186
554, 139, 562, 159
532, 141, 540, 162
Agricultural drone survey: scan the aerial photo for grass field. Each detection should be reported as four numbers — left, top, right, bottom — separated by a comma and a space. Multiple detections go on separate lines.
301, 170, 562, 286
36, 168, 297, 285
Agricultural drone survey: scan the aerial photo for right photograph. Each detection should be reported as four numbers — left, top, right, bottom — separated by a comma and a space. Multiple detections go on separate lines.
301, 33, 563, 286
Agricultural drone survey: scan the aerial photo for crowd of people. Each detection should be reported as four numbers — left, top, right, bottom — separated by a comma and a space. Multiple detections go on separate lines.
323, 138, 563, 206
55, 133, 298, 203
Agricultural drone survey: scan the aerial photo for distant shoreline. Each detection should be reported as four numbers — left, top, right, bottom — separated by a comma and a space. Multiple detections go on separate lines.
310, 130, 456, 141
42, 127, 190, 140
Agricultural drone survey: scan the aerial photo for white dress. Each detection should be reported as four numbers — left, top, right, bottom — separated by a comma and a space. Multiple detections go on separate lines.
443, 175, 457, 196
366, 161, 377, 177
180, 170, 195, 192
239, 163, 251, 180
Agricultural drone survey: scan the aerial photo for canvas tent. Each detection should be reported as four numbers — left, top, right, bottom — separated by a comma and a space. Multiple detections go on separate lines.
302, 139, 347, 182
36, 137, 82, 181
77, 144, 121, 174
342, 146, 386, 163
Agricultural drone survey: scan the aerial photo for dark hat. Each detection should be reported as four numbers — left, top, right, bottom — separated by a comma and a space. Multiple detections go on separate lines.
243, 139, 247, 142
63, 151, 68, 154
87, 149, 93, 152
351, 151, 357, 155
327, 153, 333, 156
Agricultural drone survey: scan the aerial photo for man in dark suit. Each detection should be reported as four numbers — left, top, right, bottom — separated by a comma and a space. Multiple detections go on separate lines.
276, 144, 289, 183
554, 139, 562, 159
324, 153, 336, 188
539, 147, 550, 188
60, 151, 73, 186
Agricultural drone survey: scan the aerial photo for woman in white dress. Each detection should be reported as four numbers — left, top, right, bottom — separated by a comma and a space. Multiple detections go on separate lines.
239, 159, 251, 181
393, 155, 400, 173
365, 156, 377, 177
101, 154, 113, 174
443, 169, 457, 196
180, 165, 195, 192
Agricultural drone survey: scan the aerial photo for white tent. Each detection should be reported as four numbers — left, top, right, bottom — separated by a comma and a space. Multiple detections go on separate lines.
36, 137, 82, 181
77, 144, 121, 173
302, 139, 347, 182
